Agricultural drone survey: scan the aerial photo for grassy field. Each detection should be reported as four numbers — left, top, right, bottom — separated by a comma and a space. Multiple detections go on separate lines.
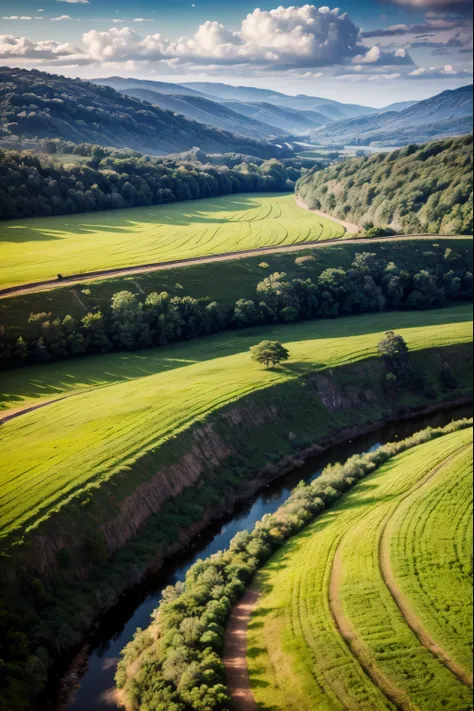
0, 306, 472, 544
0, 193, 345, 289
1, 237, 471, 336
248, 428, 473, 711
388, 446, 473, 674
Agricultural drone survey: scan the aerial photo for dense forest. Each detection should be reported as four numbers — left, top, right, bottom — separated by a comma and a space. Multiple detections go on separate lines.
0, 148, 312, 221
1, 248, 471, 369
0, 67, 294, 158
297, 136, 473, 235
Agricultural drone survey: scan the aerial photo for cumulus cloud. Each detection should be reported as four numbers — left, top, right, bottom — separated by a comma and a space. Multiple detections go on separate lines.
353, 45, 414, 65
0, 34, 81, 60
51, 15, 73, 21
408, 64, 473, 77
82, 6, 364, 69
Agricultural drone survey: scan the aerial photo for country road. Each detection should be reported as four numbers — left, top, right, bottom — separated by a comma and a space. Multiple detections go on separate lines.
1, 234, 471, 300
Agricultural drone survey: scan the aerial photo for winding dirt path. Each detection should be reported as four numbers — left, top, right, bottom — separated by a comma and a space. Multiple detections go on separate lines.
223, 586, 259, 711
296, 197, 361, 233
379, 444, 473, 689
1, 235, 470, 300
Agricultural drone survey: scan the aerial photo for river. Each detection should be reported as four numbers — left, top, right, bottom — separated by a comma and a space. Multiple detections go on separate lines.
48, 404, 472, 711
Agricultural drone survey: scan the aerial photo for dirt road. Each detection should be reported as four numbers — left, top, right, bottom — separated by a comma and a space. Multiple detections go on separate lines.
223, 587, 259, 711
1, 234, 470, 300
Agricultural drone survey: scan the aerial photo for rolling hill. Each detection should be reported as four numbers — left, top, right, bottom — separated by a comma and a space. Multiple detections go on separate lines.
0, 67, 293, 158
110, 87, 279, 140
296, 134, 473, 234
311, 84, 473, 145
182, 81, 376, 118
221, 100, 329, 133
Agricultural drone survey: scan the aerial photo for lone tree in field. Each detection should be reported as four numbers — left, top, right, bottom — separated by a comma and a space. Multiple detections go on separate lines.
378, 331, 411, 382
251, 340, 290, 369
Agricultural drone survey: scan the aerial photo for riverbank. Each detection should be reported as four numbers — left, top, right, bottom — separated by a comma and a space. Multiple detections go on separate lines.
117, 418, 473, 711
1, 339, 470, 711
52, 394, 472, 711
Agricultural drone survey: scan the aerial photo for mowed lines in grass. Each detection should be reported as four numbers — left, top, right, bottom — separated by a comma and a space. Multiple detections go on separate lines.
0, 307, 471, 545
386, 447, 473, 678
336, 431, 473, 711
248, 428, 474, 711
1, 304, 471, 414
0, 193, 345, 288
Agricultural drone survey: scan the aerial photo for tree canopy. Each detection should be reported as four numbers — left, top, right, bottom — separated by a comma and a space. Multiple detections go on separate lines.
251, 340, 290, 368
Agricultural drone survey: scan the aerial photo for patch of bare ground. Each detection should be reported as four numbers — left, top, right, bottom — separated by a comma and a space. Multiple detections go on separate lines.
224, 586, 260, 711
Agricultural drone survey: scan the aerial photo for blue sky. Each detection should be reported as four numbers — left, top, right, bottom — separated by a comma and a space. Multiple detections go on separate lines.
1, 0, 472, 105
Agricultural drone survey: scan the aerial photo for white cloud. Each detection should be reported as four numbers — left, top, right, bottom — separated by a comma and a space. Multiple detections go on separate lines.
82, 6, 363, 69
408, 64, 473, 78
353, 44, 414, 65
0, 34, 81, 60
51, 15, 73, 21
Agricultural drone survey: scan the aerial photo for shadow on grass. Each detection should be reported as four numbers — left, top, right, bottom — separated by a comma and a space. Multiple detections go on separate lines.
0, 307, 471, 407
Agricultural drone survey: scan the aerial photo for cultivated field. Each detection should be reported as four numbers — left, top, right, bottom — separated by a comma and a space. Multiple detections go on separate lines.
248, 428, 473, 711
0, 305, 471, 545
0, 193, 345, 289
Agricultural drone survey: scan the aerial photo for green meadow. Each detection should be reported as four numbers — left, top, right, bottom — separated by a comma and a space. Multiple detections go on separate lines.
0, 193, 345, 289
248, 427, 473, 711
1, 237, 471, 337
0, 305, 472, 545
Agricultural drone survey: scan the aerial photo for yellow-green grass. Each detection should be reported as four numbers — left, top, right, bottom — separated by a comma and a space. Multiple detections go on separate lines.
388, 447, 473, 674
2, 238, 471, 336
0, 193, 345, 289
0, 306, 471, 545
248, 427, 473, 711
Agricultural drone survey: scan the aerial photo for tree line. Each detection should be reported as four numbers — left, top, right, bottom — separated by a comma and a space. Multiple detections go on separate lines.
1, 248, 471, 370
297, 135, 473, 235
115, 417, 473, 711
0, 148, 311, 221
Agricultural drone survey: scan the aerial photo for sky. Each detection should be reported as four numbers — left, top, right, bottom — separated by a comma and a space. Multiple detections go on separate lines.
0, 0, 472, 106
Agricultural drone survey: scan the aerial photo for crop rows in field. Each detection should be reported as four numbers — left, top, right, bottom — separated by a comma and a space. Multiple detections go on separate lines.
0, 193, 345, 288
0, 307, 471, 544
248, 428, 473, 711
388, 448, 473, 675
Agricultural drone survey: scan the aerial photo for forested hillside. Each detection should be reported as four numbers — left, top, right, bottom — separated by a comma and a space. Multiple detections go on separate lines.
0, 68, 293, 158
0, 149, 304, 221
297, 136, 473, 235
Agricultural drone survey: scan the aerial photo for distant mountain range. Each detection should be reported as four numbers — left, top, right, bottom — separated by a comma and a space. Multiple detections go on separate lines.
311, 85, 473, 146
2, 68, 471, 157
0, 68, 294, 158
94, 77, 473, 148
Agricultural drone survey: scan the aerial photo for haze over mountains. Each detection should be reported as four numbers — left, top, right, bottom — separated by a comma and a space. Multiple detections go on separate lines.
312, 85, 473, 146
0, 67, 472, 156
95, 76, 473, 148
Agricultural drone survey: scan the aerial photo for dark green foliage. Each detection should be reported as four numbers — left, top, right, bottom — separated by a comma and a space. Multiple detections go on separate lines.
116, 418, 473, 710
0, 249, 471, 370
0, 148, 307, 221
297, 136, 473, 235
0, 67, 293, 159
250, 340, 290, 368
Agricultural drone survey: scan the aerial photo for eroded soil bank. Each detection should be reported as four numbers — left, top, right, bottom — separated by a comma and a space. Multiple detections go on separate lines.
50, 397, 472, 711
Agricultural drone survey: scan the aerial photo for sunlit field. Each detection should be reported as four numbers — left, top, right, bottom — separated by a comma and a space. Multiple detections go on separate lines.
248, 428, 473, 711
0, 305, 471, 545
0, 193, 345, 288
